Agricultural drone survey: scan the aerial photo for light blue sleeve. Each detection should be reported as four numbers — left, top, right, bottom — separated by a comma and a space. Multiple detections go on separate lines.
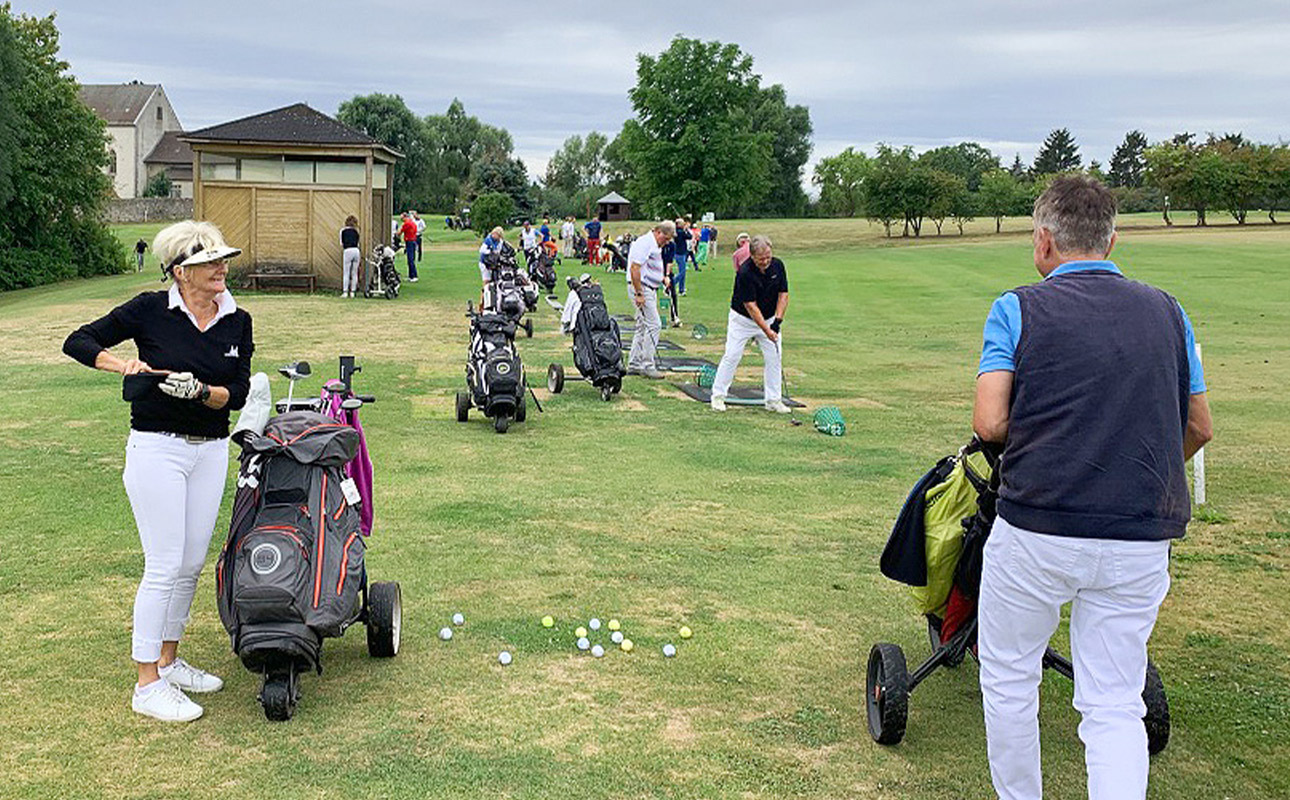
978, 292, 1021, 374
1177, 302, 1207, 394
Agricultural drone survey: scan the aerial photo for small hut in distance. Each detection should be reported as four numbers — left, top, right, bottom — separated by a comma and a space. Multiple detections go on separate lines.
596, 191, 631, 221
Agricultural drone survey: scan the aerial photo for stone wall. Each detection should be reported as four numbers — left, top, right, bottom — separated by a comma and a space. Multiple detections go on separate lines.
105, 197, 193, 223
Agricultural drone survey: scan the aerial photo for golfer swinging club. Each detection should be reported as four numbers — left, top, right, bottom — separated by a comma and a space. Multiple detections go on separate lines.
710, 235, 791, 413
625, 220, 676, 379
973, 176, 1212, 800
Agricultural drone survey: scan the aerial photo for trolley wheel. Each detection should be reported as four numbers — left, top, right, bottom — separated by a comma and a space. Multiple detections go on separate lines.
494, 414, 510, 434
385, 285, 397, 299
455, 391, 470, 422
547, 363, 564, 393
523, 319, 534, 338
366, 581, 402, 658
611, 377, 621, 394
927, 616, 962, 668
1143, 660, 1170, 755
515, 391, 527, 422
600, 383, 613, 402
260, 669, 297, 722
865, 643, 909, 745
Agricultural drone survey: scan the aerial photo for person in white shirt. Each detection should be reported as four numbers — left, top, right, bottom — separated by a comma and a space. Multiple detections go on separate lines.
561, 217, 576, 256
413, 212, 427, 264
518, 221, 540, 267
625, 220, 677, 378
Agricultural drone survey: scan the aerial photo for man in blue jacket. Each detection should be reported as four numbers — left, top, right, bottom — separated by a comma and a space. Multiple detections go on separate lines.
973, 176, 1212, 800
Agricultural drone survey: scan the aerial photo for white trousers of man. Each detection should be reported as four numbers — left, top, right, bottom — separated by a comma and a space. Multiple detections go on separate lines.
123, 431, 229, 663
711, 309, 782, 404
627, 286, 661, 372
979, 515, 1170, 800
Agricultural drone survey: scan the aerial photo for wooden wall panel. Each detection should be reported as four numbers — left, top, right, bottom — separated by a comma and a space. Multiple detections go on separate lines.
202, 185, 253, 265
311, 189, 361, 288
255, 189, 309, 270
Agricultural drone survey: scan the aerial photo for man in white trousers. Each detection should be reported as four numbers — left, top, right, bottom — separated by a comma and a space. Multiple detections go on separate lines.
625, 220, 676, 379
711, 235, 791, 413
973, 176, 1213, 800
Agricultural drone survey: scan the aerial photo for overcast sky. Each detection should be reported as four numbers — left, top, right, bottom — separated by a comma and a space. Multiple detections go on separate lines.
19, 0, 1290, 187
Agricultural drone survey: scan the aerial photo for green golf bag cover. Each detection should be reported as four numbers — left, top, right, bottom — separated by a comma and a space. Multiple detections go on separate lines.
910, 449, 993, 617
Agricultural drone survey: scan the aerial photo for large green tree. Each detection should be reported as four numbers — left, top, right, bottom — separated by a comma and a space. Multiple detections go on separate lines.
617, 37, 782, 218
1108, 130, 1148, 188
812, 147, 870, 217
917, 142, 999, 192
738, 84, 813, 217
1032, 128, 1081, 175
337, 93, 428, 211
978, 169, 1019, 233
0, 5, 125, 290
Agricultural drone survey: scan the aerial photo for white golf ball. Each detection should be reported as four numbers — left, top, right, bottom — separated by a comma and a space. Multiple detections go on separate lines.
610, 631, 624, 644
591, 644, 605, 658
577, 637, 590, 651
452, 613, 465, 626
662, 643, 677, 658
439, 626, 453, 641
589, 618, 602, 631
498, 651, 512, 666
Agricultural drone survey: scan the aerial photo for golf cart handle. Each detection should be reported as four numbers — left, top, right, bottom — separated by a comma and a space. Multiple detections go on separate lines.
356, 394, 376, 404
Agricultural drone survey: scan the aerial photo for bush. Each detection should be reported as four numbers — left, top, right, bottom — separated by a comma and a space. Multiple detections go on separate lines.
471, 192, 514, 237
142, 171, 172, 198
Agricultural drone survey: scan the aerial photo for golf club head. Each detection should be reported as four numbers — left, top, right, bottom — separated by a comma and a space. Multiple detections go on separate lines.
278, 360, 312, 381
340, 397, 363, 411
692, 323, 708, 340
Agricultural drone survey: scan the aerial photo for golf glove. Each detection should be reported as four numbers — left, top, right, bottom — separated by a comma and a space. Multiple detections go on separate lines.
769, 317, 782, 333
159, 371, 210, 402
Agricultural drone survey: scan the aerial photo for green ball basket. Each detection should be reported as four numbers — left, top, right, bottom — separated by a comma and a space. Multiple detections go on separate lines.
697, 364, 717, 389
691, 323, 708, 340
813, 406, 846, 436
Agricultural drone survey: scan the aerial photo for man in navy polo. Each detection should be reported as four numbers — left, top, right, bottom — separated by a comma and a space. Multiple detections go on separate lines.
973, 176, 1212, 800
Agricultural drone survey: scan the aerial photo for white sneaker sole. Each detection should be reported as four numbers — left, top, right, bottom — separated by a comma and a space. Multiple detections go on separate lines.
132, 696, 203, 722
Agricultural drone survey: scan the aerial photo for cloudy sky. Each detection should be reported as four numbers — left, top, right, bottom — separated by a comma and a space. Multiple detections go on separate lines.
19, 0, 1290, 186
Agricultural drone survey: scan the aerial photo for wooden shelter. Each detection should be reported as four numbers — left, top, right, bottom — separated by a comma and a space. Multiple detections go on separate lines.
596, 191, 631, 221
182, 104, 401, 290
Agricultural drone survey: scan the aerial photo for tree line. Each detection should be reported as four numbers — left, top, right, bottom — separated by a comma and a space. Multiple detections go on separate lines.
813, 128, 1290, 236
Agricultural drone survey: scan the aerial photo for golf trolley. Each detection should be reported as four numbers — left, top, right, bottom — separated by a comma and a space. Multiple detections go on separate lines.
600, 234, 633, 273
865, 440, 1171, 753
457, 303, 539, 433
547, 274, 624, 402
529, 245, 560, 295
364, 243, 401, 299
217, 356, 402, 722
482, 242, 537, 338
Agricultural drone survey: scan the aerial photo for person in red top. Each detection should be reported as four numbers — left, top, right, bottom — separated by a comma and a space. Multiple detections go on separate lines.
399, 212, 419, 282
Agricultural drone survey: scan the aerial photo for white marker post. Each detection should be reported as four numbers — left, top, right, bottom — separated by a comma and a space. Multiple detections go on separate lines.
1194, 344, 1206, 505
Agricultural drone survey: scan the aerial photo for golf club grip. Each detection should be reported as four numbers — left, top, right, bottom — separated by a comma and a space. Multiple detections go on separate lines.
356, 394, 376, 403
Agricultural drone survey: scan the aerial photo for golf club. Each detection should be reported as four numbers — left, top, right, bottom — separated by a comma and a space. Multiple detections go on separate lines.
775, 333, 802, 426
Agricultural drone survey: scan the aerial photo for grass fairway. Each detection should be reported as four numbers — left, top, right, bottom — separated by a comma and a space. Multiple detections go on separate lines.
0, 221, 1287, 799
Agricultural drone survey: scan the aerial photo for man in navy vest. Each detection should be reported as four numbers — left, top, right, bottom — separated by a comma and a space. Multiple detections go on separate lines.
973, 176, 1212, 800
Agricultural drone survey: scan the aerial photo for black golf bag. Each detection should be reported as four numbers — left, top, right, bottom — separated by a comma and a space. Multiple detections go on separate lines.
572, 233, 588, 262
457, 310, 529, 433
601, 241, 627, 273
484, 243, 538, 330
531, 248, 559, 293
547, 280, 624, 401
365, 244, 401, 299
217, 412, 364, 676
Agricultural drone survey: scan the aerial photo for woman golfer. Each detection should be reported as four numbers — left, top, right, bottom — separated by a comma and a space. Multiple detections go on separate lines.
63, 220, 254, 721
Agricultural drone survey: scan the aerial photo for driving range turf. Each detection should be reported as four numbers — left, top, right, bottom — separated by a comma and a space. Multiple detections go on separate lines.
0, 218, 1286, 799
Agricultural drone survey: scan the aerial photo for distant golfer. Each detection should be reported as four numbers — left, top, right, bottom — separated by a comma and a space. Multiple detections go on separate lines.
134, 238, 148, 272
62, 220, 255, 722
710, 235, 790, 413
625, 219, 676, 379
478, 225, 505, 307
973, 176, 1212, 800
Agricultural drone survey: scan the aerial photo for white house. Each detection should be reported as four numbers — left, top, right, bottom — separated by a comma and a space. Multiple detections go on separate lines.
78, 82, 184, 198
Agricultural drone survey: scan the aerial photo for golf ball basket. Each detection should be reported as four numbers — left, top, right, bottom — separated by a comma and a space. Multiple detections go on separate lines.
696, 364, 717, 389
691, 323, 708, 340
813, 406, 846, 436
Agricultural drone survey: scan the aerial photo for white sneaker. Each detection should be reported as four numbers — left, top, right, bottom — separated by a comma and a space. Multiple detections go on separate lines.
710, 396, 727, 412
409, 277, 419, 283
766, 400, 792, 414
159, 658, 224, 693
132, 679, 203, 722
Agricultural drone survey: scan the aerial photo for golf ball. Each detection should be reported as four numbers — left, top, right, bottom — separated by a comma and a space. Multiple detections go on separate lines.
439, 626, 453, 641
589, 618, 602, 631
679, 626, 692, 639
452, 613, 465, 626
577, 637, 590, 651
575, 626, 588, 638
610, 631, 624, 644
591, 644, 605, 658
541, 615, 555, 628
607, 619, 621, 631
663, 644, 677, 658
498, 651, 513, 666
620, 638, 634, 653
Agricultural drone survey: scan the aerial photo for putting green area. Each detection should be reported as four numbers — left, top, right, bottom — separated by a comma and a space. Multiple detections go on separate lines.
0, 220, 1286, 799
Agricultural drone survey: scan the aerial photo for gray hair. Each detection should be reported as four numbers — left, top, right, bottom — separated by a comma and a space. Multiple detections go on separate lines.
749, 234, 773, 255
655, 220, 677, 237
1033, 175, 1117, 255
153, 220, 230, 273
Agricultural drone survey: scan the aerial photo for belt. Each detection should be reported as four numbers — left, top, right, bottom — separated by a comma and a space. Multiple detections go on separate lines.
151, 431, 222, 444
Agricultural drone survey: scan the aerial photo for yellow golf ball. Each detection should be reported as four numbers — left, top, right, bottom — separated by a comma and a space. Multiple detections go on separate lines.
679, 626, 692, 639
541, 615, 554, 628
607, 619, 621, 631
620, 638, 634, 653
575, 626, 588, 638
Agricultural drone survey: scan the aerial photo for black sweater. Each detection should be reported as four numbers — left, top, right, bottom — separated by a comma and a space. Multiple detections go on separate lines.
63, 291, 254, 438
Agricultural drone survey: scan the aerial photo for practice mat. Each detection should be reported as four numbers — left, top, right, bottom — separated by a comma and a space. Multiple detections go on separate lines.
655, 356, 717, 372
622, 337, 686, 351
673, 382, 805, 408
544, 296, 564, 311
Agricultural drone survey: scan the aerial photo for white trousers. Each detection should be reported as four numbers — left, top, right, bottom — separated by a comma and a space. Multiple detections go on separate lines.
711, 309, 782, 404
122, 431, 229, 663
627, 286, 661, 371
979, 516, 1170, 800
342, 247, 361, 294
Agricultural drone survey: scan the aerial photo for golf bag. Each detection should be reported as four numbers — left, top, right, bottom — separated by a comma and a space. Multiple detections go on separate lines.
600, 240, 627, 273
459, 309, 528, 432
531, 246, 559, 293
571, 232, 588, 262
484, 243, 538, 323
571, 283, 624, 387
365, 244, 401, 299
216, 412, 364, 675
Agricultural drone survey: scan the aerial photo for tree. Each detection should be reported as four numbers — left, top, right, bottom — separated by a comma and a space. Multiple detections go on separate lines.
0, 5, 126, 290
812, 147, 869, 217
1144, 139, 1226, 226
1009, 153, 1027, 179
1108, 130, 1148, 188
950, 186, 977, 235
1032, 128, 1081, 175
1265, 145, 1290, 223
617, 37, 778, 218
1207, 134, 1263, 225
142, 171, 172, 198
918, 142, 999, 192
337, 93, 428, 211
471, 191, 514, 237
926, 171, 967, 235
740, 83, 813, 217
978, 170, 1018, 233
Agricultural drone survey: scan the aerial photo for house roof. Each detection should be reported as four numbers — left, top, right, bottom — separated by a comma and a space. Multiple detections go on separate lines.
597, 191, 630, 204
182, 103, 401, 158
144, 131, 193, 165
78, 82, 159, 125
